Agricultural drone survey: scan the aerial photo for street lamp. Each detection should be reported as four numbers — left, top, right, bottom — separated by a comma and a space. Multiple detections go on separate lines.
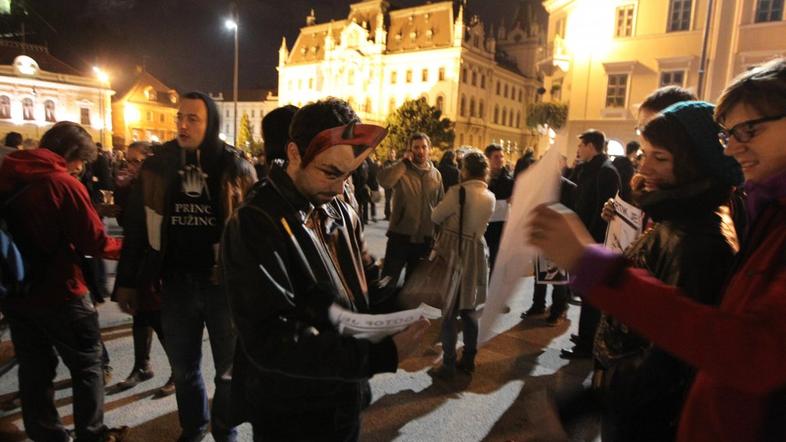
225, 8, 239, 148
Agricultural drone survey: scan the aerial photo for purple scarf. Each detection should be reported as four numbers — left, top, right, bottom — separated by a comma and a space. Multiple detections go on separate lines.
744, 169, 786, 222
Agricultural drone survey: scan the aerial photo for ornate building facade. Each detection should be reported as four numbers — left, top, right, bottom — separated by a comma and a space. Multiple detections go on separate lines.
278, 0, 544, 152
209, 89, 279, 145
0, 40, 112, 146
539, 0, 786, 158
111, 69, 179, 147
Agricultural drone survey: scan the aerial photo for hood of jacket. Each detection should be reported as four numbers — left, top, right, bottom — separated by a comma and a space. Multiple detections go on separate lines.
183, 91, 225, 174
0, 148, 68, 192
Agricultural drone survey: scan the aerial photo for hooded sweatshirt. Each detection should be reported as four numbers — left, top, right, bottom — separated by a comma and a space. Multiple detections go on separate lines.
0, 148, 121, 310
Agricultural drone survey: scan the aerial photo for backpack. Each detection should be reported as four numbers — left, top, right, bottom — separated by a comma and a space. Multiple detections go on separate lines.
0, 185, 32, 299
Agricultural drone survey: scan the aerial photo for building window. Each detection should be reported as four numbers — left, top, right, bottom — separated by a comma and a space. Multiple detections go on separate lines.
518, 88, 523, 102
502, 108, 507, 126
436, 95, 444, 112
44, 99, 56, 122
80, 107, 90, 125
481, 75, 486, 89
555, 17, 566, 38
364, 98, 372, 113
756, 0, 784, 22
147, 111, 153, 122
606, 73, 629, 108
462, 67, 467, 83
422, 69, 429, 82
516, 111, 521, 128
22, 98, 34, 120
660, 70, 685, 87
298, 79, 303, 90
471, 71, 477, 86
667, 0, 692, 32
494, 105, 499, 124
251, 110, 255, 118
226, 109, 230, 118
308, 78, 314, 89
0, 96, 9, 119
496, 81, 501, 95
160, 113, 165, 123
460, 95, 466, 117
473, 34, 480, 48
504, 84, 509, 99
438, 67, 446, 81
406, 69, 413, 83
391, 71, 397, 84
470, 97, 476, 117
479, 100, 485, 118
508, 110, 514, 127
459, 133, 464, 145
389, 98, 397, 114
615, 5, 635, 37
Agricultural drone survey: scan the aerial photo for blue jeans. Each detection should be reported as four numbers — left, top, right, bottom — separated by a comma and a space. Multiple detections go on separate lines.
161, 274, 237, 442
440, 308, 479, 366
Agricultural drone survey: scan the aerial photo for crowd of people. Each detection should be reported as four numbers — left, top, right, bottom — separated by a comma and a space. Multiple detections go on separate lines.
0, 56, 784, 442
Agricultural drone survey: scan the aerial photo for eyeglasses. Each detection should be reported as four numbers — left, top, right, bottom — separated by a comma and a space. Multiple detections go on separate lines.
718, 113, 786, 148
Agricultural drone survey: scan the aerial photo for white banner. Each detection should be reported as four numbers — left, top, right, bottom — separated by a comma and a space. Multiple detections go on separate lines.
603, 194, 644, 253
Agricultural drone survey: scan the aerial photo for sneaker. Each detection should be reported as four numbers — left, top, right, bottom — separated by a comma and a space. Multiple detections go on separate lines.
103, 366, 113, 386
117, 368, 154, 390
155, 376, 176, 397
520, 305, 546, 319
102, 426, 129, 442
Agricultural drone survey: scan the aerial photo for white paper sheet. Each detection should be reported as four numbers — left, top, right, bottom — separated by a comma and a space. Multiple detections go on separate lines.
478, 146, 562, 345
490, 200, 509, 222
328, 303, 441, 343
603, 194, 644, 253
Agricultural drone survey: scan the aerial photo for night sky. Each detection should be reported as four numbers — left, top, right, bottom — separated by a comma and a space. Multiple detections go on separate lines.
10, 0, 545, 94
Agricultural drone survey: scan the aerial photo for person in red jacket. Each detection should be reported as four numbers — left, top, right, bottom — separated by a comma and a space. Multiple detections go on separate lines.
529, 57, 786, 442
0, 122, 126, 442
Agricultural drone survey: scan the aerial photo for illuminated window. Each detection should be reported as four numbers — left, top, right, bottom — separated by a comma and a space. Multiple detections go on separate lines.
606, 74, 628, 108
502, 108, 507, 126
479, 100, 485, 118
435, 95, 444, 112
615, 5, 635, 37
44, 99, 56, 122
406, 70, 412, 83
0, 96, 9, 119
494, 105, 499, 124
660, 70, 685, 87
147, 111, 152, 122
22, 98, 34, 120
160, 113, 165, 123
756, 0, 784, 22
422, 68, 428, 82
391, 71, 397, 84
470, 97, 476, 117
462, 67, 467, 83
471, 71, 477, 86
667, 0, 692, 32
308, 78, 314, 89
80, 107, 90, 125
438, 67, 446, 81
389, 97, 396, 114
364, 98, 372, 113
460, 95, 466, 117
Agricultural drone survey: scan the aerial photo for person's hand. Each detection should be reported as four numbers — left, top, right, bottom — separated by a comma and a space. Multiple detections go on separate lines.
601, 198, 616, 222
115, 287, 138, 315
392, 318, 430, 362
527, 203, 595, 272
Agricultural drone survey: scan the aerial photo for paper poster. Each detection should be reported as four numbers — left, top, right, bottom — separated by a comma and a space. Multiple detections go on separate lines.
478, 146, 562, 345
490, 200, 509, 222
603, 194, 644, 253
328, 302, 441, 343
535, 255, 570, 285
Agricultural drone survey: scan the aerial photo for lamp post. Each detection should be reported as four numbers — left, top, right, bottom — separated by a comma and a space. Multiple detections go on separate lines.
225, 6, 239, 148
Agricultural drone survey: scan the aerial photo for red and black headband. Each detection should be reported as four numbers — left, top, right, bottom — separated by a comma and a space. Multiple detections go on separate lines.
300, 121, 387, 167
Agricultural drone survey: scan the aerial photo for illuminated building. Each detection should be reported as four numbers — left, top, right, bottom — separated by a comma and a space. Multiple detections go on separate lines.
278, 0, 544, 152
209, 89, 279, 146
0, 40, 113, 146
111, 68, 179, 147
539, 0, 786, 158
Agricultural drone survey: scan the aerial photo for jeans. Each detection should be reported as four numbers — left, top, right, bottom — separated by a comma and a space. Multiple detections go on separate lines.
8, 296, 107, 442
440, 307, 479, 366
161, 274, 237, 442
531, 281, 569, 316
381, 233, 431, 286
132, 310, 165, 371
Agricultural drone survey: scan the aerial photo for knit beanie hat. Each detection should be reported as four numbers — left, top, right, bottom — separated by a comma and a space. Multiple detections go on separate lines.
661, 101, 744, 187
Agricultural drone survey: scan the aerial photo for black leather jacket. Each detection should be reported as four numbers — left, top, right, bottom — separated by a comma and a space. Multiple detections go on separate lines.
221, 165, 398, 418
574, 154, 620, 242
594, 179, 739, 441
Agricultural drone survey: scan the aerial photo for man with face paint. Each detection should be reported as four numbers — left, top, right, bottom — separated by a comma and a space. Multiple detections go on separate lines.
114, 92, 257, 442
222, 98, 429, 440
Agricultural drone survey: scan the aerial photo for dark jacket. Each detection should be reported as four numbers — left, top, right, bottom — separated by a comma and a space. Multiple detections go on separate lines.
115, 92, 257, 289
574, 154, 620, 242
0, 149, 121, 310
612, 156, 635, 203
221, 164, 398, 418
488, 168, 514, 203
437, 161, 460, 191
594, 179, 738, 442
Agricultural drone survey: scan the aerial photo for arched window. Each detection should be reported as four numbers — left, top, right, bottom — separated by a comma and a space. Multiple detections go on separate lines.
494, 105, 499, 124
502, 108, 507, 126
509, 110, 514, 127
479, 100, 485, 119
469, 97, 476, 117
22, 98, 34, 120
0, 95, 11, 119
471, 70, 477, 86
435, 95, 444, 112
516, 111, 521, 128
504, 84, 509, 98
460, 95, 466, 117
496, 81, 501, 95
481, 75, 486, 89
44, 99, 56, 122
462, 67, 468, 83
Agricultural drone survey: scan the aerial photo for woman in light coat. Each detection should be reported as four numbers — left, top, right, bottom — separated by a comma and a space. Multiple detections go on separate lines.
430, 150, 495, 378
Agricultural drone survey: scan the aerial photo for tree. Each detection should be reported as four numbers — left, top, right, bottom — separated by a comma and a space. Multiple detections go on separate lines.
236, 112, 254, 154
526, 102, 568, 130
381, 97, 455, 159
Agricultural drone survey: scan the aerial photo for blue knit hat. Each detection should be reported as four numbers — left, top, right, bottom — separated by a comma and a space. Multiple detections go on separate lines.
660, 101, 744, 187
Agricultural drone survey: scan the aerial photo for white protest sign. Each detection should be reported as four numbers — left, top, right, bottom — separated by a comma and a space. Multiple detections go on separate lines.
603, 194, 644, 253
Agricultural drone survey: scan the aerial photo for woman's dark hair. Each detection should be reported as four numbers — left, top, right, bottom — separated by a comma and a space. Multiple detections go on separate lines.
640, 86, 697, 113
439, 150, 456, 166
641, 115, 703, 186
289, 97, 358, 158
461, 150, 488, 180
715, 57, 786, 124
39, 121, 97, 163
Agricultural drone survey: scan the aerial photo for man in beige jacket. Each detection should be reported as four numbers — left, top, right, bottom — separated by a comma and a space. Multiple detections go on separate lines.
377, 132, 444, 291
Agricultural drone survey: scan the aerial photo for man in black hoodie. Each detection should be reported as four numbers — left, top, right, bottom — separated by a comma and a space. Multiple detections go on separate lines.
115, 92, 256, 442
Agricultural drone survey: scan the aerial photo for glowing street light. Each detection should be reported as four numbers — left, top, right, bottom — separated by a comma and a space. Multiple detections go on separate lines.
225, 4, 239, 147
93, 66, 110, 84
225, 19, 237, 31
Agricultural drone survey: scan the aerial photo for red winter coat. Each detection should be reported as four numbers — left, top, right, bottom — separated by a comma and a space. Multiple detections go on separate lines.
0, 149, 121, 311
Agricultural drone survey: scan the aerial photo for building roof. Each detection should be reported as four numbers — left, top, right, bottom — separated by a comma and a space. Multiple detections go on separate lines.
0, 40, 81, 76
386, 1, 454, 52
114, 70, 179, 108
209, 88, 275, 103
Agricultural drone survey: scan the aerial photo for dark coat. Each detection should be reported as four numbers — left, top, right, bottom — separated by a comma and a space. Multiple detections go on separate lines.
612, 156, 635, 203
221, 165, 398, 419
488, 168, 514, 202
437, 161, 460, 192
594, 179, 738, 442
574, 154, 620, 242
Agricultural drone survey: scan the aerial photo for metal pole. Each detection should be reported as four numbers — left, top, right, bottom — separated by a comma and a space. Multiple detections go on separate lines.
697, 0, 715, 100
233, 20, 239, 148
